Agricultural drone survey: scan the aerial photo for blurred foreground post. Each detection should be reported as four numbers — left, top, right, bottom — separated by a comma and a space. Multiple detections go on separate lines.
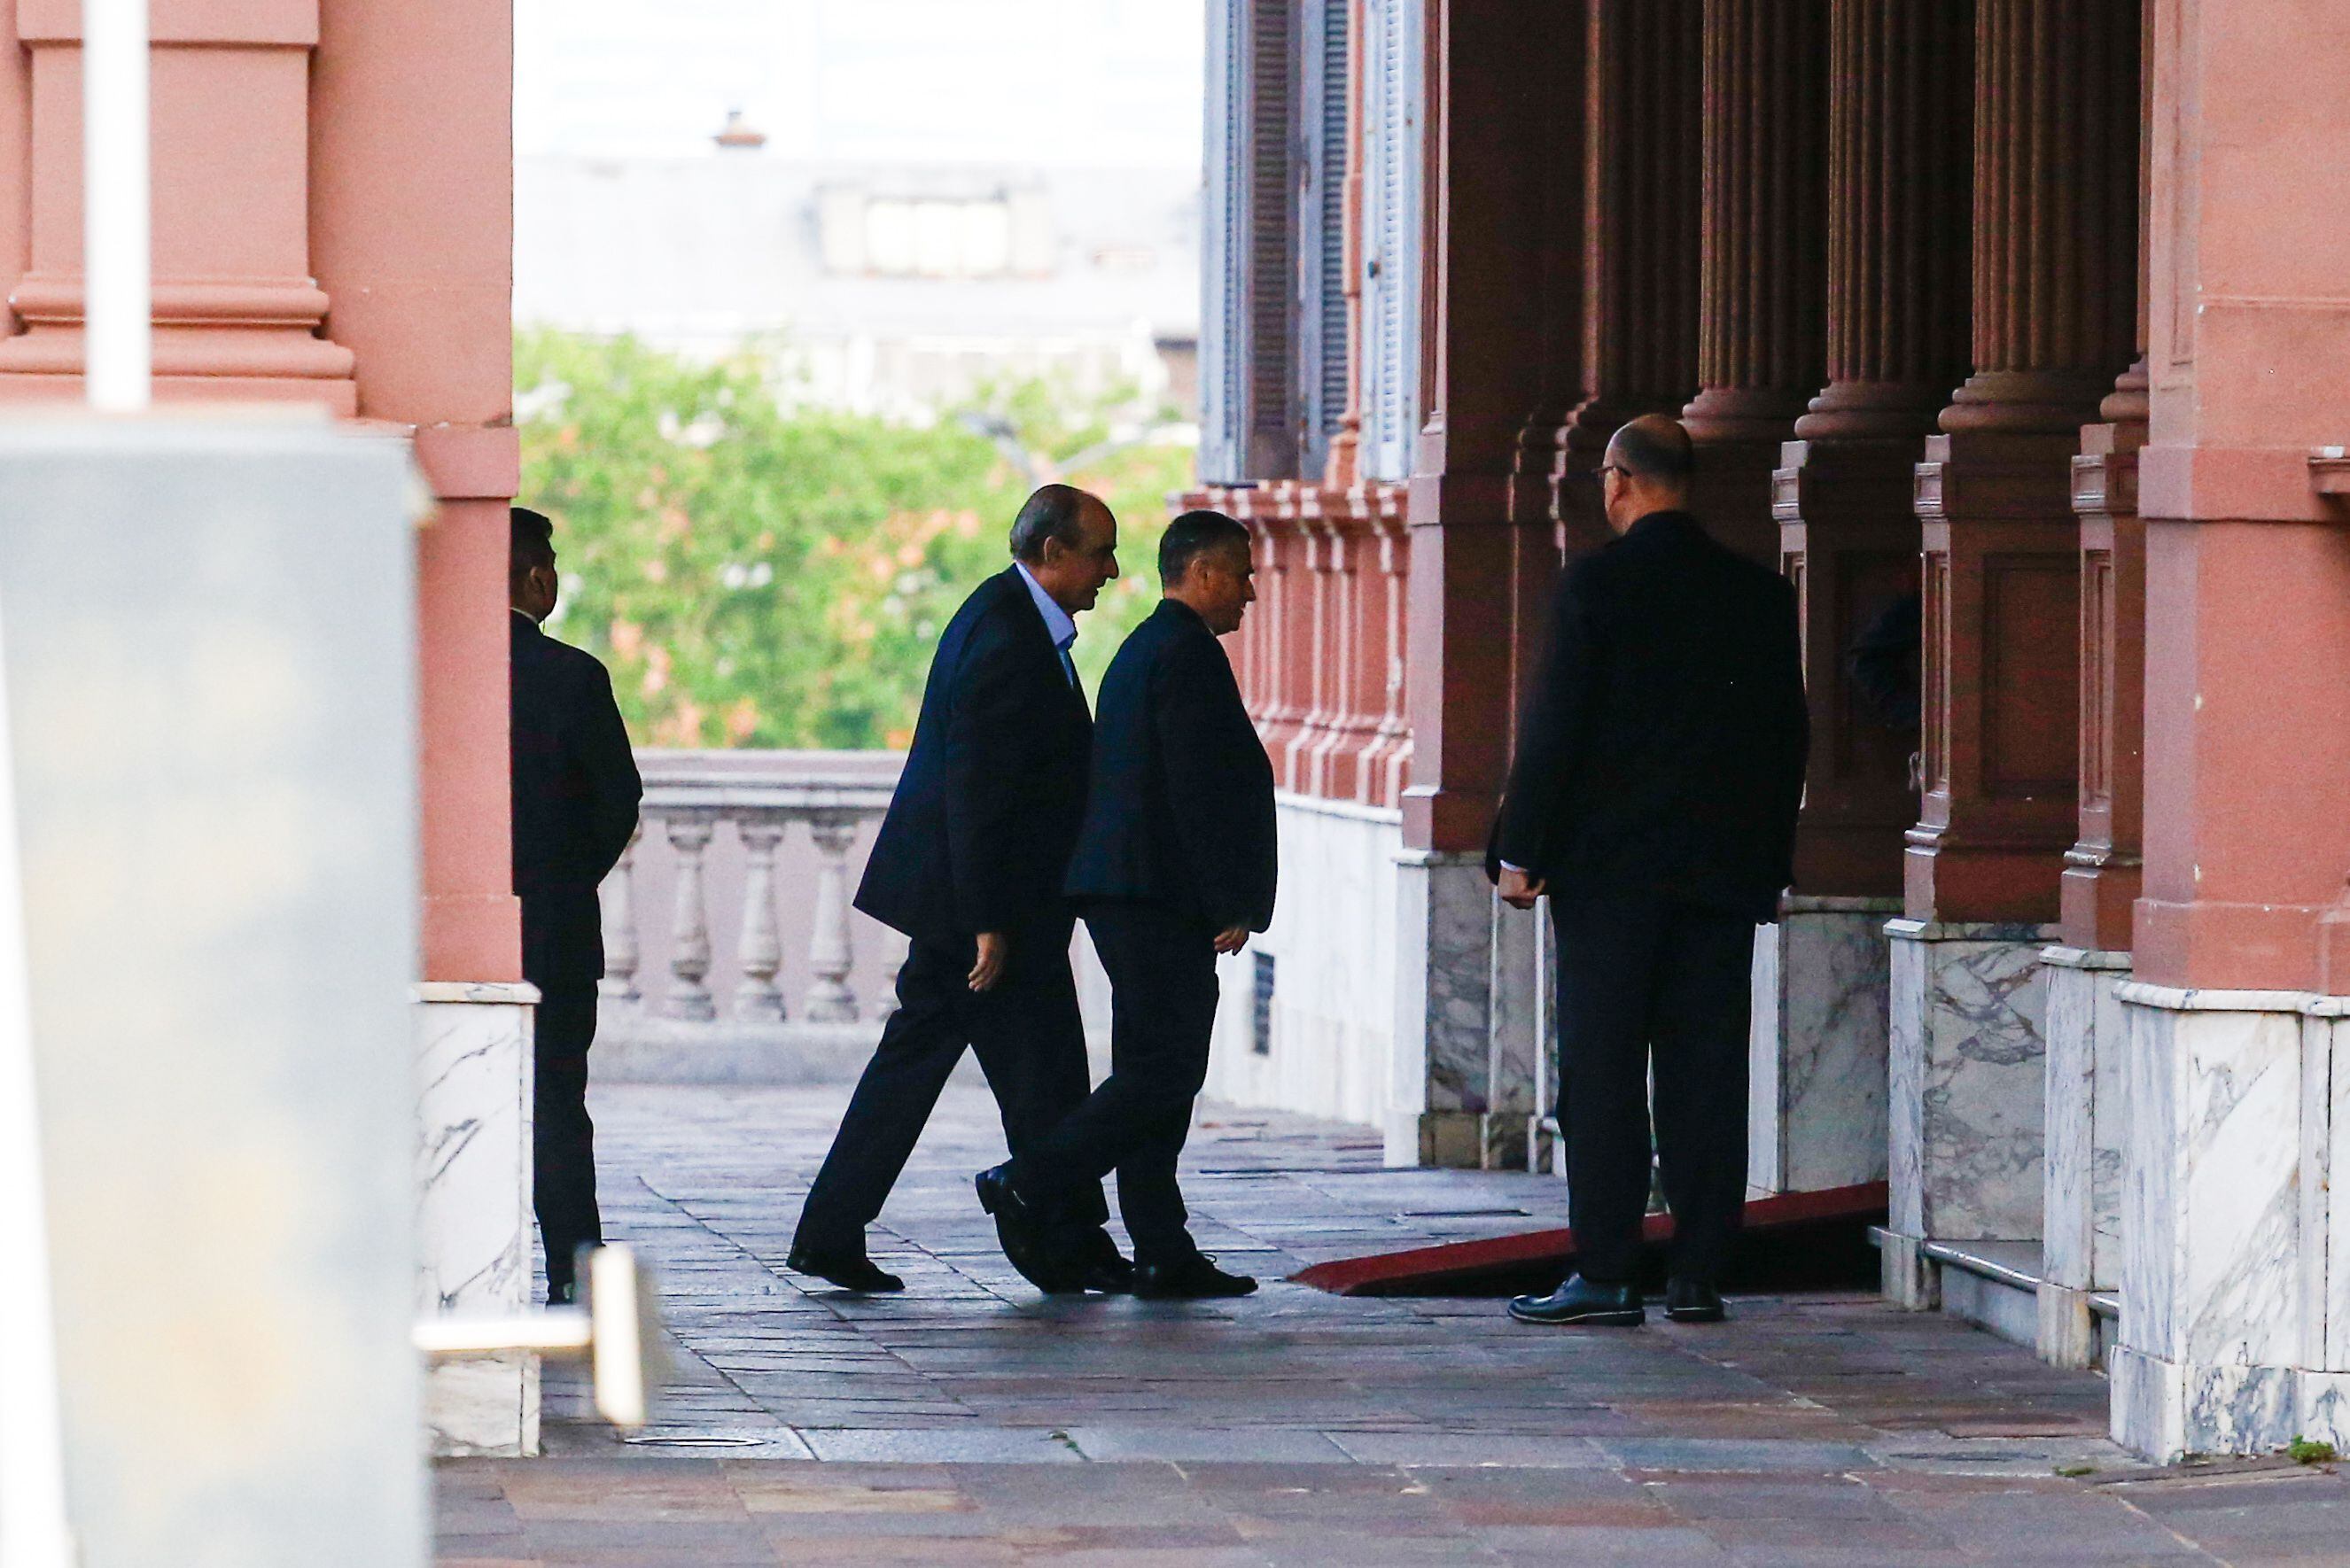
0, 416, 424, 1566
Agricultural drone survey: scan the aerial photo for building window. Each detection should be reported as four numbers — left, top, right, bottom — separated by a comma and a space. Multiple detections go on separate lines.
863, 198, 1015, 278
1251, 951, 1276, 1056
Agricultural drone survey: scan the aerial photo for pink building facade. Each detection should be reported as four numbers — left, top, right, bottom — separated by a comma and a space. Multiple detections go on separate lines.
1200, 0, 2350, 1460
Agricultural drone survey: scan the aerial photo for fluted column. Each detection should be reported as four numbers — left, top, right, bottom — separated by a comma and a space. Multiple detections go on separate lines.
1908, 0, 2139, 924
1680, 0, 1828, 565
1549, 0, 1705, 550
1777, 0, 1974, 899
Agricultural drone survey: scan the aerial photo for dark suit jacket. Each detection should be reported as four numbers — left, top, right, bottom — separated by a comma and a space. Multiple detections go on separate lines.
511, 611, 644, 1007
855, 566, 1093, 943
1490, 510, 1808, 923
1064, 598, 1277, 933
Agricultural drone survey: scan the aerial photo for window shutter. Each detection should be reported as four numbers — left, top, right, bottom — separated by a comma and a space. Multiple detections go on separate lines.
1360, 0, 1424, 483
1296, 0, 1350, 478
1202, 0, 1299, 485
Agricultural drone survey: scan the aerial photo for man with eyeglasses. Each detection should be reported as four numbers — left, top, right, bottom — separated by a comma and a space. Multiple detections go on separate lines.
1489, 415, 1809, 1328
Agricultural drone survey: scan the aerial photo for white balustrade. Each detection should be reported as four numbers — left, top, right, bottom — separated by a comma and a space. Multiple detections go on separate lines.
595, 751, 901, 1041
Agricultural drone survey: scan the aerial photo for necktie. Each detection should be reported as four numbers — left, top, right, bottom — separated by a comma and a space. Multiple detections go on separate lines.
1057, 645, 1079, 689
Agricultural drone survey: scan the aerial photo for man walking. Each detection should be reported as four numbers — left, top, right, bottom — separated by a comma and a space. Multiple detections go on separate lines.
510, 506, 644, 1306
977, 511, 1275, 1299
1491, 416, 1808, 1327
789, 485, 1128, 1294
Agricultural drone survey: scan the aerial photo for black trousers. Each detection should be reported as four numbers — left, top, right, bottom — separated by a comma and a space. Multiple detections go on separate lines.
1551, 892, 1754, 1285
1012, 901, 1219, 1263
794, 915, 1108, 1253
523, 891, 604, 1300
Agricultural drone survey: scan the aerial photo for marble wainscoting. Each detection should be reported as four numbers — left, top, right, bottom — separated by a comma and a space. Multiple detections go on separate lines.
1207, 795, 1403, 1135
1749, 897, 1899, 1196
1883, 920, 2055, 1308
416, 982, 540, 1457
1389, 847, 1504, 1168
2111, 985, 2350, 1461
2037, 947, 2131, 1367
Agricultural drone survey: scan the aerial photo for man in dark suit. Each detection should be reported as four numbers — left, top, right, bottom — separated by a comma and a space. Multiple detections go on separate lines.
510, 506, 644, 1306
1490, 416, 1808, 1328
977, 510, 1275, 1299
789, 485, 1128, 1295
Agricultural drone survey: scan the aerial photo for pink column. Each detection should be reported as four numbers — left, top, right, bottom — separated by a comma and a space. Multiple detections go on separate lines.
2135, 4, 2350, 993
312, 0, 519, 982
0, 0, 355, 408
0, 0, 520, 983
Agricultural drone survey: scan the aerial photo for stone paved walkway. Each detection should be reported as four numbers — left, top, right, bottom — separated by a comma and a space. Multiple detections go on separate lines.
436, 1083, 2350, 1565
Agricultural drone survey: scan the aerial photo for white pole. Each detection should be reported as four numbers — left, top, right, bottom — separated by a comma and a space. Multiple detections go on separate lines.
82, 0, 150, 412
0, 600, 76, 1564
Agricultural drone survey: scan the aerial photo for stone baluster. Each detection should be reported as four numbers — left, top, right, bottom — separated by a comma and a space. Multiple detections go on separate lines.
733, 814, 788, 1024
662, 813, 717, 1021
803, 813, 861, 1021
1681, 0, 1829, 566
596, 820, 643, 1005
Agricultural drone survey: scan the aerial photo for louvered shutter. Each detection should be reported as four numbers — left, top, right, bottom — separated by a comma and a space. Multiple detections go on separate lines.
1296, 0, 1350, 477
1202, 0, 1299, 484
1359, 0, 1424, 483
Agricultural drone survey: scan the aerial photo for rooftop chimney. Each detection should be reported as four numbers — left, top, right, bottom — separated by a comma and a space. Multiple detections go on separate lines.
714, 109, 767, 152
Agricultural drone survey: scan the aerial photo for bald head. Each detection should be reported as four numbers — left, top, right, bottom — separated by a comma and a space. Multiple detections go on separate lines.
1600, 415, 1694, 532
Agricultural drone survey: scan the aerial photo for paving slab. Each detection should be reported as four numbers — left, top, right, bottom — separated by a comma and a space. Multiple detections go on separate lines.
435, 1083, 2350, 1564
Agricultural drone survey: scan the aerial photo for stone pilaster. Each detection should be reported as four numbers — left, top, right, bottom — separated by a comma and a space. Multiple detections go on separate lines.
0, 0, 358, 408
1681, 0, 1827, 566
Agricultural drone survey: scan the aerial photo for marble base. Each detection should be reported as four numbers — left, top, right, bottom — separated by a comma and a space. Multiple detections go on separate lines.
1386, 847, 1505, 1168
2111, 985, 2350, 1460
416, 984, 541, 1457
1206, 796, 1403, 1130
2039, 948, 2131, 1366
1886, 920, 2053, 1254
1749, 898, 1896, 1194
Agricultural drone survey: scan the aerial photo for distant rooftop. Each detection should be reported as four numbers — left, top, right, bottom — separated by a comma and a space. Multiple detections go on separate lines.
515, 154, 1202, 354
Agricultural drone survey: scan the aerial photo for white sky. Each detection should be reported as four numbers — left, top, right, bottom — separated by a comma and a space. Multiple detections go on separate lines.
514, 0, 1205, 167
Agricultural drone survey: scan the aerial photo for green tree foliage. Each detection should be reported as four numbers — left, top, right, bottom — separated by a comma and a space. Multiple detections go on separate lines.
517, 329, 1190, 749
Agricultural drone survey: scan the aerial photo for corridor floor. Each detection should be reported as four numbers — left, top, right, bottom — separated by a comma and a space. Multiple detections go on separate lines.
435, 1083, 2350, 1565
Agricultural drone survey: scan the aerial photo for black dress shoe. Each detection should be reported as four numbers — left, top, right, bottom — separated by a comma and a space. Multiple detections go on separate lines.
1067, 1231, 1136, 1294
1133, 1253, 1257, 1299
785, 1245, 905, 1293
1664, 1276, 1725, 1323
975, 1163, 1072, 1292
1507, 1273, 1645, 1326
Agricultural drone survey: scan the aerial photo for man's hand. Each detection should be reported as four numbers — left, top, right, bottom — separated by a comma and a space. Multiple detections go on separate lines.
1497, 865, 1546, 911
1212, 926, 1249, 956
968, 931, 1009, 992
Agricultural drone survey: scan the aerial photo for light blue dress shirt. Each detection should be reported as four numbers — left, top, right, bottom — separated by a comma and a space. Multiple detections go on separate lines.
1014, 561, 1081, 688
